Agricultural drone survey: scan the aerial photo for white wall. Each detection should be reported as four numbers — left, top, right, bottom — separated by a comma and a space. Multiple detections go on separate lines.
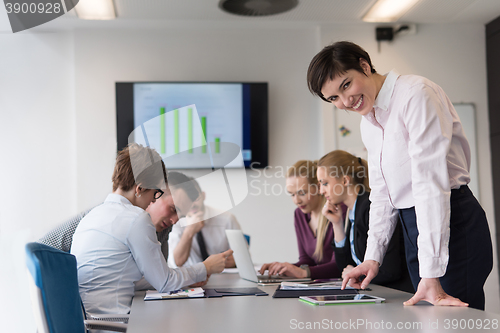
0, 32, 75, 332
2, 21, 499, 332
319, 23, 499, 313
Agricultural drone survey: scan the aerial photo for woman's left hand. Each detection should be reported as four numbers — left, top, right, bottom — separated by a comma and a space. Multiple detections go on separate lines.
275, 262, 308, 278
322, 202, 344, 226
342, 265, 354, 279
404, 278, 469, 307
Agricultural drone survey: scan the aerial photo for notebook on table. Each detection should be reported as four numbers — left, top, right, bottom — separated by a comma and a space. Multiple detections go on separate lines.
225, 230, 311, 285
205, 288, 268, 297
144, 288, 205, 300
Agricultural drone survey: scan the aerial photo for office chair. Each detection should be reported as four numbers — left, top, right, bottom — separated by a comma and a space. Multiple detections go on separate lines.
37, 208, 94, 252
25, 242, 128, 333
244, 234, 251, 246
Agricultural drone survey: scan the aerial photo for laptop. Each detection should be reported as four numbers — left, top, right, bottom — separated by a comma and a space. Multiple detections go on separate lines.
225, 230, 311, 284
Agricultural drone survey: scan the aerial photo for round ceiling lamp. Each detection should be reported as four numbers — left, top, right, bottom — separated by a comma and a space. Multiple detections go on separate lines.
219, 0, 299, 17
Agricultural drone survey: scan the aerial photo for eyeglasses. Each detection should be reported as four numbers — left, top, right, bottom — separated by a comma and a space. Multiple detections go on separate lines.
154, 189, 164, 200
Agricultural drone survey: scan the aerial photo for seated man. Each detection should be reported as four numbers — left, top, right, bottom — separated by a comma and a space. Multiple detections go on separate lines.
168, 177, 241, 268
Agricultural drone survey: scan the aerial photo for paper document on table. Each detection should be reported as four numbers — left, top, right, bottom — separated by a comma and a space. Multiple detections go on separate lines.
280, 281, 355, 290
144, 287, 205, 300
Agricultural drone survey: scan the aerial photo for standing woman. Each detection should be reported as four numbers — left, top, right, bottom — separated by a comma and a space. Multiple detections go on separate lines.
318, 150, 413, 293
259, 160, 341, 279
307, 41, 493, 310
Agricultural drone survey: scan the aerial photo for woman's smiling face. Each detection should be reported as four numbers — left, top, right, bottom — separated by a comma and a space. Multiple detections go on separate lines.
320, 59, 378, 116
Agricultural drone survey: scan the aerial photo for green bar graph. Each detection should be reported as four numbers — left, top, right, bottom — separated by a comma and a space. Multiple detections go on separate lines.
201, 116, 207, 153
215, 137, 220, 153
174, 109, 179, 154
160, 107, 166, 154
188, 108, 193, 153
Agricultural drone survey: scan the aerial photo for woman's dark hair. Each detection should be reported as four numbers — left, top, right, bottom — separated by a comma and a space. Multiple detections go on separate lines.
307, 41, 376, 103
166, 172, 200, 201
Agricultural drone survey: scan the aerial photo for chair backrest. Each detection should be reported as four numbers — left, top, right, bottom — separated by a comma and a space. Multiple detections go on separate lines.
37, 208, 93, 252
25, 242, 85, 333
244, 233, 250, 246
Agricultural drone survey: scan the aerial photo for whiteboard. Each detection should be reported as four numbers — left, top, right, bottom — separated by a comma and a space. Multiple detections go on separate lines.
332, 103, 479, 200
454, 104, 479, 200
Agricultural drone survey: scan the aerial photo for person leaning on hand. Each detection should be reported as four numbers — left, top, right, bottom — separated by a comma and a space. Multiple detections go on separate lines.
318, 150, 413, 293
306, 41, 493, 310
168, 176, 241, 269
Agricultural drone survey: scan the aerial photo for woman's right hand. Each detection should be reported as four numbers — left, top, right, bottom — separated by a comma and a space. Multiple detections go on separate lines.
259, 262, 286, 276
260, 262, 305, 277
203, 249, 233, 275
184, 210, 205, 236
322, 201, 343, 226
342, 260, 379, 290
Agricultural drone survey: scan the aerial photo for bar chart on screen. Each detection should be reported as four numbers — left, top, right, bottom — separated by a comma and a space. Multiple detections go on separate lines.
132, 83, 244, 169
126, 84, 251, 214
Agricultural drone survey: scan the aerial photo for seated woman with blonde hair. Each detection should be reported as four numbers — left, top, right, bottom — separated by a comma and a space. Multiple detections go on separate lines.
318, 150, 413, 292
259, 160, 341, 279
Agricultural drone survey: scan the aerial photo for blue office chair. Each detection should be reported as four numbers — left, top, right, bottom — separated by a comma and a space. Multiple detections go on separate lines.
25, 242, 128, 333
244, 234, 251, 246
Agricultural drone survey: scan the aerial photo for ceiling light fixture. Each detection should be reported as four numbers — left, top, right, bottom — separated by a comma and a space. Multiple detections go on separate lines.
219, 0, 298, 17
362, 0, 420, 22
75, 0, 117, 20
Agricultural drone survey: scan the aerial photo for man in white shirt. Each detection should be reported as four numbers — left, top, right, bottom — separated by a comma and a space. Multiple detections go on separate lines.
168, 178, 241, 268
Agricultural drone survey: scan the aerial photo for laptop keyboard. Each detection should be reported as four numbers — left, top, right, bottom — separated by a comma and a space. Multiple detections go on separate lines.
260, 279, 286, 283
257, 275, 302, 283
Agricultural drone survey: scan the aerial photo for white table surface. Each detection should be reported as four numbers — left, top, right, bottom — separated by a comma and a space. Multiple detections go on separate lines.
127, 273, 500, 333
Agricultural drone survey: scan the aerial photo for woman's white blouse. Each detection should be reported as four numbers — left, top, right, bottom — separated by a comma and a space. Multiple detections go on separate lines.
361, 71, 470, 278
71, 193, 207, 315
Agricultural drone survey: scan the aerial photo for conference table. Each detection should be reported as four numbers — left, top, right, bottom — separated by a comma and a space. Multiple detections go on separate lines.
127, 273, 500, 332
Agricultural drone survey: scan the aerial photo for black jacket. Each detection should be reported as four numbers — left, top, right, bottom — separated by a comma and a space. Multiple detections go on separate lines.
333, 191, 414, 293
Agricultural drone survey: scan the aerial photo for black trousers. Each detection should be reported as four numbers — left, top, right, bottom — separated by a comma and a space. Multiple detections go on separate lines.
399, 185, 493, 310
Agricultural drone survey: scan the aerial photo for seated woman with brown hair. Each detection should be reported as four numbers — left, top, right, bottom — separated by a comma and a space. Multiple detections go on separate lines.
71, 143, 232, 316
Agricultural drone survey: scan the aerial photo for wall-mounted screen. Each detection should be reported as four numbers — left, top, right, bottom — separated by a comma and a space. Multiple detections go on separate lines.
116, 82, 268, 169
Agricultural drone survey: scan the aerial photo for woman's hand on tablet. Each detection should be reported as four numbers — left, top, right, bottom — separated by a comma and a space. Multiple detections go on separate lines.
342, 260, 379, 290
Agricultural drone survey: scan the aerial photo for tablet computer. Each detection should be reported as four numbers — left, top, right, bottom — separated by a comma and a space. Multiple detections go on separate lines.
299, 294, 385, 305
